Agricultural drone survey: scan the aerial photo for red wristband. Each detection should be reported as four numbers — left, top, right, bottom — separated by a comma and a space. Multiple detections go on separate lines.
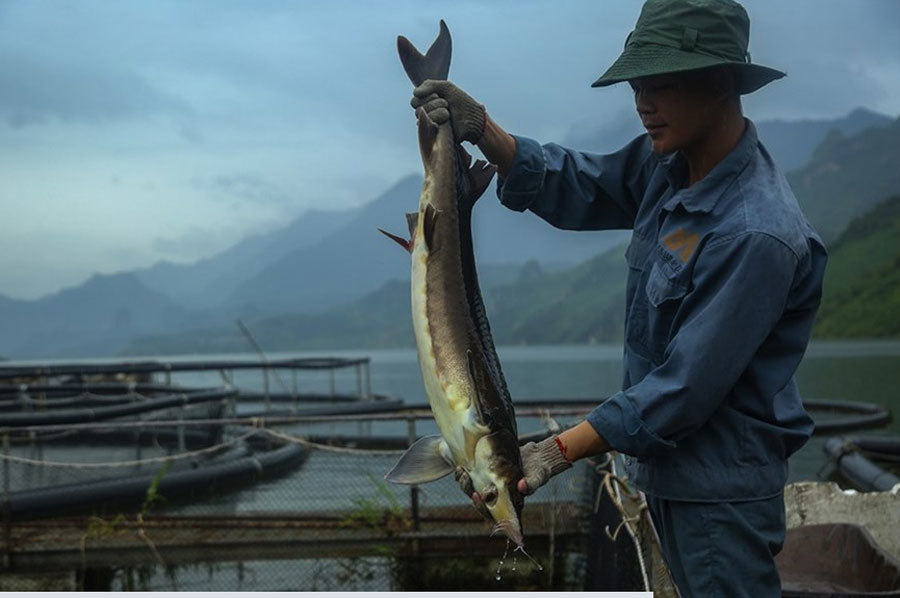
554, 435, 571, 462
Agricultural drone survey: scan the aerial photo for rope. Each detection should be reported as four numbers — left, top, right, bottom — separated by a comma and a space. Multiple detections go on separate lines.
262, 428, 404, 455
594, 460, 651, 592
0, 429, 260, 469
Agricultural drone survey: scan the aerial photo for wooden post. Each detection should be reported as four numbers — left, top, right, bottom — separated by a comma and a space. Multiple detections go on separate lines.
3, 433, 11, 568
407, 418, 420, 533
263, 366, 270, 413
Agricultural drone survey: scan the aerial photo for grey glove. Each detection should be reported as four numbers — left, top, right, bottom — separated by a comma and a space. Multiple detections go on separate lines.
411, 80, 486, 144
519, 436, 572, 495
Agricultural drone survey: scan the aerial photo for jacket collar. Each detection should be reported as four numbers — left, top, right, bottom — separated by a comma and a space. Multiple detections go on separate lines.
660, 118, 757, 213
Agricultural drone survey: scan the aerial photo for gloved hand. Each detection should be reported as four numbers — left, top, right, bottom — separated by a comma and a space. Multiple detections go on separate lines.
518, 436, 572, 495
411, 80, 486, 145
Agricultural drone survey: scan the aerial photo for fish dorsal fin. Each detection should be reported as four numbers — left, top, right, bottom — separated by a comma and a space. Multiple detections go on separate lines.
457, 144, 473, 170
466, 349, 488, 425
468, 159, 497, 205
384, 434, 455, 484
422, 204, 439, 252
397, 20, 452, 86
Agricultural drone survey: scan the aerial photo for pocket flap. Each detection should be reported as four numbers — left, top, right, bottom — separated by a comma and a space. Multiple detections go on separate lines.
645, 262, 688, 307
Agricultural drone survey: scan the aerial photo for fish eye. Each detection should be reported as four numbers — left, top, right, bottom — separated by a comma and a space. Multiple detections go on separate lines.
482, 487, 498, 506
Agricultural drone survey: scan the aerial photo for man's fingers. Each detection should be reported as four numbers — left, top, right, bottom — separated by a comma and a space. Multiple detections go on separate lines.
410, 93, 440, 109
424, 107, 450, 125
412, 79, 446, 99
417, 96, 447, 113
517, 478, 532, 495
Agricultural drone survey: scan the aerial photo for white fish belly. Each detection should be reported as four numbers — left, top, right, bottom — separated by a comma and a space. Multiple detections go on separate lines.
410, 181, 480, 466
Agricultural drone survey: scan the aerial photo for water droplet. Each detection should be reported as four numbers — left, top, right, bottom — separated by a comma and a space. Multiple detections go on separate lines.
495, 539, 511, 582
514, 544, 544, 571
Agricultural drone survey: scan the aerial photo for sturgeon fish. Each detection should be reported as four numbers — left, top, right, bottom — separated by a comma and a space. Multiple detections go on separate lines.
379, 21, 526, 547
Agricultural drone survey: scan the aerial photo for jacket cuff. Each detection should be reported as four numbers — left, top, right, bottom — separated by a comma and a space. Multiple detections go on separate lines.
496, 135, 546, 212
586, 392, 676, 458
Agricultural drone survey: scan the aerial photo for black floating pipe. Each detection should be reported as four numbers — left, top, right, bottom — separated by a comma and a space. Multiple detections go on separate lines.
240, 396, 405, 418
7, 442, 306, 521
824, 436, 900, 492
0, 383, 178, 399
0, 357, 369, 380
0, 388, 235, 427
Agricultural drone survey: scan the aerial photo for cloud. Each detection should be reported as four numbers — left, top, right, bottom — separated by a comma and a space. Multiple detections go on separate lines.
0, 51, 189, 128
191, 173, 294, 209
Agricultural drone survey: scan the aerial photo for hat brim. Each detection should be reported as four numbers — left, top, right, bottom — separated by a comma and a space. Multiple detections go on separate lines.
591, 43, 785, 94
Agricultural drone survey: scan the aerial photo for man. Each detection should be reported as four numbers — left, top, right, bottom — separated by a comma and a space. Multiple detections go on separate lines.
412, 0, 827, 595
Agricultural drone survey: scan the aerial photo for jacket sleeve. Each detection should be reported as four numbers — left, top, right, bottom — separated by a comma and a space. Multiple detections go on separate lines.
496, 134, 654, 231
585, 231, 800, 457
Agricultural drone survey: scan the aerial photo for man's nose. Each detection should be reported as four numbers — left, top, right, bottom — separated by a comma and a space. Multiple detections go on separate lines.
634, 89, 654, 116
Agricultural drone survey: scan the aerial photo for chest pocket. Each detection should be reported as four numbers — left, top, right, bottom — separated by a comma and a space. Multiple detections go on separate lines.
644, 261, 689, 362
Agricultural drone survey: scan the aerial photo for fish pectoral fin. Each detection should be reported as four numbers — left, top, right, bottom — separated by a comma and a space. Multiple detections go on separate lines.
377, 227, 412, 253
422, 204, 439, 252
384, 434, 455, 484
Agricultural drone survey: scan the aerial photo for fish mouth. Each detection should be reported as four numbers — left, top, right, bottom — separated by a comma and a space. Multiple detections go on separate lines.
491, 518, 524, 547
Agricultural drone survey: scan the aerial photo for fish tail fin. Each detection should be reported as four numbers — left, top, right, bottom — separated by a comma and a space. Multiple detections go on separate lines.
397, 20, 451, 86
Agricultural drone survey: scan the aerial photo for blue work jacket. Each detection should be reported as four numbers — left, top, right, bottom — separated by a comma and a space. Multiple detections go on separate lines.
498, 120, 827, 501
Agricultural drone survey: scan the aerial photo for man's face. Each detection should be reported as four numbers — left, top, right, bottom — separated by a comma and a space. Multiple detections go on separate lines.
629, 71, 725, 155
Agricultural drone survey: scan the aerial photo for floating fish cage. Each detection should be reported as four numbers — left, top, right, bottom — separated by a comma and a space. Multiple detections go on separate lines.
0, 358, 895, 592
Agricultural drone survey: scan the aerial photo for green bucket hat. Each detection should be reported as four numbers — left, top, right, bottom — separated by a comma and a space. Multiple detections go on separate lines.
592, 0, 785, 94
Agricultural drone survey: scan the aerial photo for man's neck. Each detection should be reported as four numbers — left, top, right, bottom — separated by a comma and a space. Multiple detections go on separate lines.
683, 111, 746, 187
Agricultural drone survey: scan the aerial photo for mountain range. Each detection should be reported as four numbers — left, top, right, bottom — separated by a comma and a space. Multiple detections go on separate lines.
3, 107, 897, 358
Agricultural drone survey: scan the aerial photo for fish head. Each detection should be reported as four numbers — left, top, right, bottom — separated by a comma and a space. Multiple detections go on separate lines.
471, 429, 526, 546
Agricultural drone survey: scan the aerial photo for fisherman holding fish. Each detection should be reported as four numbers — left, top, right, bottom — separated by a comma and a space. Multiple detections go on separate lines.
410, 0, 826, 595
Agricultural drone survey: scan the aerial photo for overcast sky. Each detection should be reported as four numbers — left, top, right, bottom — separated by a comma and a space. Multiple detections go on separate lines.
1, 0, 898, 299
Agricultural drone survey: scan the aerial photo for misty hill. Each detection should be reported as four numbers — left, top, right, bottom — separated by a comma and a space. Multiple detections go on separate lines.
485, 246, 627, 345
124, 279, 413, 355
0, 273, 201, 358
135, 206, 356, 308
563, 107, 891, 174
789, 116, 900, 244
813, 195, 900, 338
756, 108, 891, 172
